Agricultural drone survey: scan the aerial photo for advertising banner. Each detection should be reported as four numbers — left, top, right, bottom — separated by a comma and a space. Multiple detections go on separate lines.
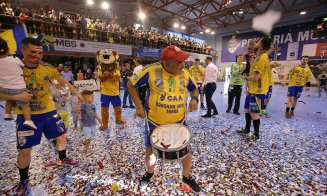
138, 47, 161, 58
53, 38, 132, 55
221, 22, 327, 62
74, 80, 99, 91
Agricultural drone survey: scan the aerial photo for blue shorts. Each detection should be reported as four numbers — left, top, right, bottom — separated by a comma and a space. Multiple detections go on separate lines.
265, 85, 273, 99
287, 86, 303, 98
83, 125, 97, 139
100, 94, 121, 107
144, 120, 186, 148
244, 94, 265, 113
16, 110, 66, 149
197, 83, 204, 94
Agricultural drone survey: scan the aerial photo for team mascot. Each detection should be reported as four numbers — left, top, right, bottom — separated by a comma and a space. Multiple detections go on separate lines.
97, 49, 126, 130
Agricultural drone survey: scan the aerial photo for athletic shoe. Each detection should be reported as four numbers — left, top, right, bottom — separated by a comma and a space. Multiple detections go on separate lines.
233, 112, 241, 115
226, 109, 231, 113
200, 104, 206, 110
14, 179, 29, 196
182, 175, 201, 193
237, 128, 250, 134
4, 113, 14, 121
140, 172, 154, 188
212, 112, 218, 116
122, 105, 128, 108
290, 111, 294, 117
56, 157, 78, 166
261, 110, 268, 116
23, 120, 37, 130
248, 135, 259, 141
129, 105, 135, 108
285, 112, 291, 118
201, 114, 211, 118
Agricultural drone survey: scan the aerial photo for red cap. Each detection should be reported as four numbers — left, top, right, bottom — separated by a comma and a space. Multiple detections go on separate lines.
161, 45, 190, 62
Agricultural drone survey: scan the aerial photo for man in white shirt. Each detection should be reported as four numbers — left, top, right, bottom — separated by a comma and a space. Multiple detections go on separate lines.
133, 59, 147, 106
202, 56, 218, 118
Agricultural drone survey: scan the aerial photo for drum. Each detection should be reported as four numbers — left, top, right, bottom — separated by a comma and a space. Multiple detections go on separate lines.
150, 123, 191, 161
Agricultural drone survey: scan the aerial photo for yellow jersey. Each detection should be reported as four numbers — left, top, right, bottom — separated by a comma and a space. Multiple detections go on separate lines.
189, 65, 205, 83
288, 65, 312, 87
248, 52, 269, 94
14, 63, 63, 114
98, 68, 120, 96
130, 63, 197, 125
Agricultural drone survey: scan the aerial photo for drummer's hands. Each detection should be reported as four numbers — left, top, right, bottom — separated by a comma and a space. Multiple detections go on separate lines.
188, 99, 198, 112
135, 107, 145, 118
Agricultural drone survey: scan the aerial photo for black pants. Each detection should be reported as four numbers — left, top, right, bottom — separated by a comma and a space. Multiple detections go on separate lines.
138, 85, 147, 106
227, 85, 242, 113
205, 82, 218, 116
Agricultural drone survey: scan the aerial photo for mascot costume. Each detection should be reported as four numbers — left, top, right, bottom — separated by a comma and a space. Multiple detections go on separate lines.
97, 49, 126, 130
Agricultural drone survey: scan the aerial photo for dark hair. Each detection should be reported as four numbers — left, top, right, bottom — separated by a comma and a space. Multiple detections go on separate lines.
0, 38, 9, 56
301, 55, 309, 59
81, 90, 94, 95
135, 59, 142, 64
206, 56, 212, 61
235, 54, 243, 62
22, 38, 42, 47
194, 58, 200, 61
261, 36, 271, 51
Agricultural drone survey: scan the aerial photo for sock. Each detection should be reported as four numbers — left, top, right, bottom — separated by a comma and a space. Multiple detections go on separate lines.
286, 107, 290, 112
19, 166, 29, 182
291, 107, 295, 112
58, 149, 66, 160
245, 113, 252, 130
253, 119, 260, 137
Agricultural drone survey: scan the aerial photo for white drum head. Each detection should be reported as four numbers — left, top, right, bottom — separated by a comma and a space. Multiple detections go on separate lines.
150, 124, 191, 150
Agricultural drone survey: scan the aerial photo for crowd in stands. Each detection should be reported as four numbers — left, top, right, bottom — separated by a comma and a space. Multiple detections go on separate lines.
0, 1, 212, 54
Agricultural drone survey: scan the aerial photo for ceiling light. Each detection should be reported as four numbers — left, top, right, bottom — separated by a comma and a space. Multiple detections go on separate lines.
299, 10, 306, 15
181, 25, 186, 30
173, 23, 179, 28
211, 31, 215, 35
199, 31, 203, 34
101, 1, 109, 9
139, 12, 146, 20
205, 29, 210, 33
86, 0, 94, 5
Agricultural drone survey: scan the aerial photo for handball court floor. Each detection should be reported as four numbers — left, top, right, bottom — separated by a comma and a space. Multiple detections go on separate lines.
0, 82, 326, 195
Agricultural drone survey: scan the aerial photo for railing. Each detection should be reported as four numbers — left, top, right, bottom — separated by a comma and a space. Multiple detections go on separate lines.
0, 14, 212, 55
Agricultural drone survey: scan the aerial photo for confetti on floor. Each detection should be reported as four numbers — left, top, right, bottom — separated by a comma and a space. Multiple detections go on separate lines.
0, 83, 326, 195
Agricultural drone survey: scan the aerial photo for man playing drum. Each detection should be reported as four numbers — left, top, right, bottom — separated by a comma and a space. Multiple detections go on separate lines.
127, 45, 201, 193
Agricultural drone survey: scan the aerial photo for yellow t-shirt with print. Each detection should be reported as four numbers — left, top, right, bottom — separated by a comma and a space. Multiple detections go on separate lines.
98, 68, 120, 96
14, 63, 63, 114
248, 52, 269, 94
189, 65, 205, 83
288, 65, 312, 87
130, 63, 197, 125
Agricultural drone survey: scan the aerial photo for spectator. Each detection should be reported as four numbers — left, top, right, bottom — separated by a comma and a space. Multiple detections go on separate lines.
57, 64, 64, 72
77, 69, 84, 80
85, 68, 93, 80
122, 63, 134, 108
61, 65, 74, 84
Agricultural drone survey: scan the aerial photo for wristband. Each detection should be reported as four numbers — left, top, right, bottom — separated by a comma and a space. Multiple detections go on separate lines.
191, 96, 199, 103
136, 105, 143, 109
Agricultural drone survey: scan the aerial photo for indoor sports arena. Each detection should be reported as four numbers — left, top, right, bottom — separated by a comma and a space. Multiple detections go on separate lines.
0, 0, 326, 195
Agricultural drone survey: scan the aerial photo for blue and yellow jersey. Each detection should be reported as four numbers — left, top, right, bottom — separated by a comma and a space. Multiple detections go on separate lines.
130, 63, 197, 125
189, 65, 205, 83
248, 52, 270, 94
98, 68, 120, 96
288, 65, 312, 87
14, 63, 63, 114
